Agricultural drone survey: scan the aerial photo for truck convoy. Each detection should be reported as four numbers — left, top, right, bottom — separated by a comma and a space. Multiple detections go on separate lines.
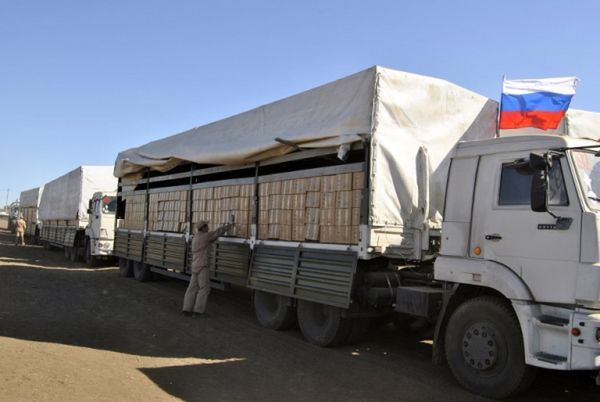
112, 66, 600, 398
39, 166, 117, 265
18, 186, 43, 242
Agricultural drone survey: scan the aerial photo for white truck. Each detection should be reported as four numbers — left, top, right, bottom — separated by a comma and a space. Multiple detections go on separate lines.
113, 66, 600, 398
19, 186, 44, 242
39, 166, 118, 265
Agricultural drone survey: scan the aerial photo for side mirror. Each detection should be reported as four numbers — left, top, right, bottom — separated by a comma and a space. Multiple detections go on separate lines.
529, 152, 551, 170
531, 171, 548, 212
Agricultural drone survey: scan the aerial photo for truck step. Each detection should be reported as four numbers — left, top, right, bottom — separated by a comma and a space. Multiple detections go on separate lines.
537, 315, 570, 327
535, 352, 568, 365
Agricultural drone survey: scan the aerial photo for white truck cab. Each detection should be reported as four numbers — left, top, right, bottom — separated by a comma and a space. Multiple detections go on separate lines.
435, 135, 600, 397
84, 191, 117, 264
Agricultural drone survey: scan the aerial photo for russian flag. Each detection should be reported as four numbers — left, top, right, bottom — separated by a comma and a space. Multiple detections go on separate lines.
499, 77, 578, 130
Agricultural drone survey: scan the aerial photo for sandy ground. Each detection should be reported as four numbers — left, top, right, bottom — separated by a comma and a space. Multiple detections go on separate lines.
0, 229, 597, 401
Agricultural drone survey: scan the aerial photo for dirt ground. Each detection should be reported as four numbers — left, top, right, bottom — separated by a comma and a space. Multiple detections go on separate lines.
0, 229, 598, 401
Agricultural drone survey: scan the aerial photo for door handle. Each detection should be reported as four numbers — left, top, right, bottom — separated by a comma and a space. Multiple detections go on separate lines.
485, 234, 502, 241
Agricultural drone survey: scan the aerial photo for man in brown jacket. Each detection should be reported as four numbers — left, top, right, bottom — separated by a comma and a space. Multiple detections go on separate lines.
183, 220, 232, 317
15, 216, 26, 246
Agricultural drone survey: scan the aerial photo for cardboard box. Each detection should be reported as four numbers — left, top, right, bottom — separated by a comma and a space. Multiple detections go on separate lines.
293, 209, 305, 225
258, 224, 269, 239
352, 190, 362, 208
268, 181, 282, 195
292, 225, 305, 241
294, 178, 306, 194
305, 224, 319, 241
306, 176, 321, 192
335, 208, 352, 226
322, 175, 336, 192
306, 208, 320, 224
319, 209, 335, 226
336, 191, 352, 209
321, 192, 336, 209
292, 194, 305, 210
282, 179, 294, 195
305, 192, 320, 208
351, 207, 361, 226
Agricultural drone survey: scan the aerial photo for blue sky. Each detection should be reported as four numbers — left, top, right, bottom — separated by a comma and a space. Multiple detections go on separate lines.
1, 0, 599, 205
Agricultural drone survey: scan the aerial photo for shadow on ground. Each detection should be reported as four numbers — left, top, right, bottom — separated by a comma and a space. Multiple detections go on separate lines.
0, 229, 597, 401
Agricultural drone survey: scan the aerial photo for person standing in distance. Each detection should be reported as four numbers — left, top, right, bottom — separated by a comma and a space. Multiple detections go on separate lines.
183, 220, 233, 317
15, 215, 27, 246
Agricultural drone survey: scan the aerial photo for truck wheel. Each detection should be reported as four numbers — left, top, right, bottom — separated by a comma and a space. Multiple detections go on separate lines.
444, 296, 536, 399
85, 243, 96, 266
133, 261, 152, 282
343, 318, 370, 345
118, 258, 133, 277
70, 247, 79, 262
297, 300, 351, 347
253, 290, 296, 330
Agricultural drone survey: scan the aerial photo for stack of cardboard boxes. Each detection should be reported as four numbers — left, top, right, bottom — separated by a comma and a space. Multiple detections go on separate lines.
192, 184, 254, 238
258, 171, 364, 244
122, 170, 364, 244
148, 191, 189, 232
122, 194, 145, 230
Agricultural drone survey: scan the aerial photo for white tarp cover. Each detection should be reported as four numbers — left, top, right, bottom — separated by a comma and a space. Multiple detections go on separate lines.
19, 186, 43, 208
39, 166, 117, 221
113, 66, 500, 229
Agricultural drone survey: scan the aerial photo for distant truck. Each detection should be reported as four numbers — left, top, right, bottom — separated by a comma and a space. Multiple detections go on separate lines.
19, 186, 44, 242
112, 66, 600, 398
39, 166, 117, 265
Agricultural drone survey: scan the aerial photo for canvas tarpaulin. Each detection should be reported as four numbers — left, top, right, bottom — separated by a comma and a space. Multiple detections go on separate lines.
114, 66, 500, 231
39, 166, 117, 221
19, 186, 44, 208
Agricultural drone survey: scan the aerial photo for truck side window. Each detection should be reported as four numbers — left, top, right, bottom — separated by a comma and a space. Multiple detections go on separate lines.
498, 160, 568, 206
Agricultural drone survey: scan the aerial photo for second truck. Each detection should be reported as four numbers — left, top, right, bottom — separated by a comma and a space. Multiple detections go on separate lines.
39, 165, 117, 265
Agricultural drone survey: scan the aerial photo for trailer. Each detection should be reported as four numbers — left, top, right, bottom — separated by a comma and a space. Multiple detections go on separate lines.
39, 166, 117, 264
19, 186, 43, 242
113, 66, 600, 398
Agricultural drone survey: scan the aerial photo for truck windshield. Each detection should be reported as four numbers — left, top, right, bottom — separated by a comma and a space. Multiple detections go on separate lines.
571, 149, 600, 209
102, 196, 117, 214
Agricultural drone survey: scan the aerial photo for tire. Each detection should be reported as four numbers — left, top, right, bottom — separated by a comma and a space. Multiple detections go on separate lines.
444, 296, 536, 399
118, 258, 133, 277
71, 247, 80, 262
343, 318, 370, 345
133, 261, 152, 282
297, 300, 352, 347
85, 242, 96, 267
253, 290, 296, 330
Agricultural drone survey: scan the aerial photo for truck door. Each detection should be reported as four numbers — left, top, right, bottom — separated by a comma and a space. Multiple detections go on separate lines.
470, 152, 581, 304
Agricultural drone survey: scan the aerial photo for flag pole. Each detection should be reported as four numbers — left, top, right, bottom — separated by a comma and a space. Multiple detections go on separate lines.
496, 74, 505, 138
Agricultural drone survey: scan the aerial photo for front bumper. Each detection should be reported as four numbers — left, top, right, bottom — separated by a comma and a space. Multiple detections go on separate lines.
570, 311, 600, 370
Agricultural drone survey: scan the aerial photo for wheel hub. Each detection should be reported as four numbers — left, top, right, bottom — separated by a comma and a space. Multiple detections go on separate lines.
461, 323, 498, 370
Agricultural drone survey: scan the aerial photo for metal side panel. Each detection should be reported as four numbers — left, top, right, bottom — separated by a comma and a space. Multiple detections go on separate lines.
64, 228, 77, 248
209, 242, 251, 286
293, 249, 358, 308
144, 233, 186, 272
113, 231, 128, 258
248, 246, 297, 295
114, 230, 144, 262
248, 245, 358, 309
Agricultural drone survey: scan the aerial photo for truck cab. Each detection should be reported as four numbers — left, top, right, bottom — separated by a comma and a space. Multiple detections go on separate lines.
85, 191, 117, 264
435, 135, 600, 397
